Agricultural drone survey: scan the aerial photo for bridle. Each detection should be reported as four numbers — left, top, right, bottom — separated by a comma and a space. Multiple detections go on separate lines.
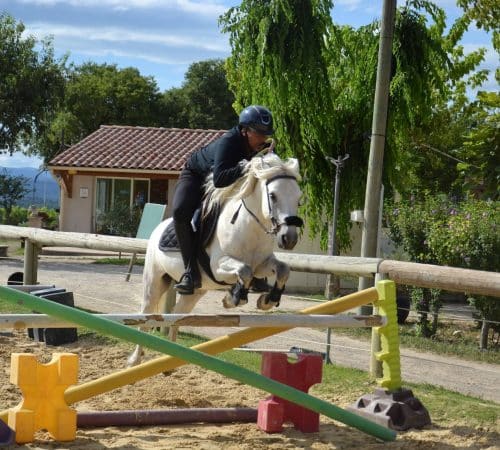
231, 174, 304, 235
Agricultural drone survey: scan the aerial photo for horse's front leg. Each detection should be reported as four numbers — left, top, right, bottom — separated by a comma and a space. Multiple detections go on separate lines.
214, 256, 253, 309
254, 256, 290, 311
168, 291, 206, 341
127, 271, 171, 367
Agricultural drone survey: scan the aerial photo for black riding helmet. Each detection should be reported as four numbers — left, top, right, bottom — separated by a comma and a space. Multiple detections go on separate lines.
238, 105, 274, 136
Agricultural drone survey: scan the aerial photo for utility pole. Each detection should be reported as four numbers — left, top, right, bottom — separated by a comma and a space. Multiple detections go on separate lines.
358, 0, 397, 314
325, 154, 350, 299
324, 154, 349, 364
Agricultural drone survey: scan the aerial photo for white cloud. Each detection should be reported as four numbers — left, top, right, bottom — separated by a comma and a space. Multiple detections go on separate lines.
0, 152, 44, 169
28, 23, 228, 53
335, 0, 364, 12
17, 0, 227, 17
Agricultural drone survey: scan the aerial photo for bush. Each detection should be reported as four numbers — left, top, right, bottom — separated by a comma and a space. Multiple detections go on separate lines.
39, 207, 59, 230
387, 196, 500, 347
96, 203, 142, 237
4, 206, 29, 226
428, 199, 499, 348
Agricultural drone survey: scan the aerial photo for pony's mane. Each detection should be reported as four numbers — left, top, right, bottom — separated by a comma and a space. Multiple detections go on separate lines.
203, 153, 300, 216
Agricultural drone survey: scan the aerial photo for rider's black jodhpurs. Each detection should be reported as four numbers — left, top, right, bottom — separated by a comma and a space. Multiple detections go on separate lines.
172, 168, 204, 271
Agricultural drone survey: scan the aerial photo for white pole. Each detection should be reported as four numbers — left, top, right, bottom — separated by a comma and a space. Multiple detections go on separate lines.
0, 313, 386, 329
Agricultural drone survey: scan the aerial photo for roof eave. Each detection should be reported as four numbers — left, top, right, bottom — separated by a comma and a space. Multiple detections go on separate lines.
47, 166, 181, 176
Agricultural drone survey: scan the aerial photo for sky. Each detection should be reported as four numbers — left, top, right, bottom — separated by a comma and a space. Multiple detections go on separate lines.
0, 0, 496, 168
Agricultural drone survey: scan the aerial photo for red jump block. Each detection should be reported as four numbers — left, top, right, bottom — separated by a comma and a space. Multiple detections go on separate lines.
257, 352, 323, 433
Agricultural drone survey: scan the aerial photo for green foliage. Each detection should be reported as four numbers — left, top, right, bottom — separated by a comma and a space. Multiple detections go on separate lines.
221, 0, 339, 247
1, 206, 29, 226
96, 202, 142, 237
427, 199, 499, 271
220, 1, 486, 250
387, 196, 500, 340
457, 0, 500, 52
455, 91, 499, 199
0, 170, 30, 224
0, 13, 66, 153
39, 207, 59, 230
161, 87, 190, 128
409, 287, 442, 337
182, 59, 237, 129
160, 59, 237, 130
36, 62, 162, 161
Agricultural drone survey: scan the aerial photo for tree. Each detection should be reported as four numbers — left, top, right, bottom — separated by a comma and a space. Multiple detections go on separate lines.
0, 13, 66, 154
160, 87, 190, 128
455, 91, 499, 199
387, 196, 500, 345
0, 170, 29, 224
35, 63, 163, 161
220, 0, 484, 249
183, 59, 237, 129
457, 0, 499, 51
160, 59, 237, 130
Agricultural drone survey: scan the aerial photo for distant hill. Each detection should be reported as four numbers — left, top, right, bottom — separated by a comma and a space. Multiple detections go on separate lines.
0, 167, 60, 209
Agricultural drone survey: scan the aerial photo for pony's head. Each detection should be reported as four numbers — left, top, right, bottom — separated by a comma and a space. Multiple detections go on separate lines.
237, 153, 303, 249
205, 153, 303, 249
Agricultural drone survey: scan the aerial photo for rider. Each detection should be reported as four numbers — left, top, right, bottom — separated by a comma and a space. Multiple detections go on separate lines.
172, 105, 275, 295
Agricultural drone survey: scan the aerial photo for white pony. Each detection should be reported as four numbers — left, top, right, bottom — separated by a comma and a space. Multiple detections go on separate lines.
127, 153, 303, 366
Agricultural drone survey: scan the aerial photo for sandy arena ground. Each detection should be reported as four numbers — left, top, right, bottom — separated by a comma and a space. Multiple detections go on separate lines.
1, 331, 499, 450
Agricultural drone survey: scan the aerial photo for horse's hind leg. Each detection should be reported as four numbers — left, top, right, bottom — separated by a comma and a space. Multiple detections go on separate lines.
127, 272, 172, 367
168, 291, 205, 341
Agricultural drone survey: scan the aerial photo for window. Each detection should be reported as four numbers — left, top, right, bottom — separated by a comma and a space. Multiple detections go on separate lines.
94, 177, 150, 233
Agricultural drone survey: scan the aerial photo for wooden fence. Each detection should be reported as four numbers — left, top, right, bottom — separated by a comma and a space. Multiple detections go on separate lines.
0, 225, 498, 298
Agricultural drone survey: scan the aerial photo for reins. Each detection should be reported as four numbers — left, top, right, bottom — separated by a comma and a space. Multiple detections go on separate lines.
230, 173, 303, 234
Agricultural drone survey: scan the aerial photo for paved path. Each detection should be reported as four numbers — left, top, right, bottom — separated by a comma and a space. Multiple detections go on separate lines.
1, 257, 499, 403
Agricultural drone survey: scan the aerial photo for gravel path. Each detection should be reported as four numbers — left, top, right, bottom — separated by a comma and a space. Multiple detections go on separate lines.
1, 257, 498, 403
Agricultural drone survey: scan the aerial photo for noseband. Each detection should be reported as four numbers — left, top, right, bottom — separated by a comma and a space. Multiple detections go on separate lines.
231, 174, 304, 235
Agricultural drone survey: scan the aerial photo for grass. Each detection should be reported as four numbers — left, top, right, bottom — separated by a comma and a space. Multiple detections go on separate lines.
92, 257, 145, 266
325, 319, 499, 364
175, 331, 499, 429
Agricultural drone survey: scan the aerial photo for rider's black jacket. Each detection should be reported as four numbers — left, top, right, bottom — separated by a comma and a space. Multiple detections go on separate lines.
185, 126, 253, 187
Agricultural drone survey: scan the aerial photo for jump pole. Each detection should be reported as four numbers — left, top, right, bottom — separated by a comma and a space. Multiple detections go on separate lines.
77, 408, 258, 427
0, 286, 394, 441
1, 287, 379, 410
0, 313, 386, 329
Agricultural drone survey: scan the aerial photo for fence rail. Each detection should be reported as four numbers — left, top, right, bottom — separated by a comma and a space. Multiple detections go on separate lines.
0, 225, 499, 297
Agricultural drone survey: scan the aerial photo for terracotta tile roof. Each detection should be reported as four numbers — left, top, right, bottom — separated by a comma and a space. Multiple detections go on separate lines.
48, 125, 227, 172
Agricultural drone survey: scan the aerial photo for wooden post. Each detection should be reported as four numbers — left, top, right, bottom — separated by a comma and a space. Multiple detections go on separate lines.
23, 239, 39, 285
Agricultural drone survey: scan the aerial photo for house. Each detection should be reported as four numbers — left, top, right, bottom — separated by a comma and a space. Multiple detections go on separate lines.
48, 125, 225, 234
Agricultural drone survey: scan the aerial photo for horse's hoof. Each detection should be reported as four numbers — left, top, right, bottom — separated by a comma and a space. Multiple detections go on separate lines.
256, 294, 277, 311
223, 294, 236, 309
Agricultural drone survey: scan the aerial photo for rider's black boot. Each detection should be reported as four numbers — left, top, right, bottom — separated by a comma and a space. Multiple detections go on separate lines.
174, 262, 202, 295
174, 271, 195, 295
173, 220, 201, 295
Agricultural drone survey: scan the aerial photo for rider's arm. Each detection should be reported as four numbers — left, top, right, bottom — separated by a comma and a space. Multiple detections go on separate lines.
212, 133, 246, 188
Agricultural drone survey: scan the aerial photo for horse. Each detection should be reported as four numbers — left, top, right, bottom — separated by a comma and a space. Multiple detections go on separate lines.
127, 153, 303, 366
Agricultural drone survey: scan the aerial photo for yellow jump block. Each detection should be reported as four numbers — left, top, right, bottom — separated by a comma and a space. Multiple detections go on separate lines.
8, 353, 78, 444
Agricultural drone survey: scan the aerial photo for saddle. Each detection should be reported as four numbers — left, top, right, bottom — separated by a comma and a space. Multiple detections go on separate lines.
158, 202, 226, 285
